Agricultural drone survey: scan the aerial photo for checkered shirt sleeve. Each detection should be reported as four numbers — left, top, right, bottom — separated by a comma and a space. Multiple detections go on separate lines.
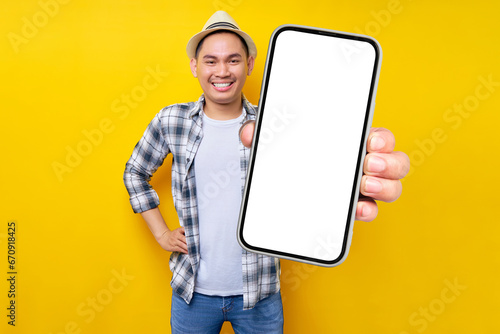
123, 113, 170, 213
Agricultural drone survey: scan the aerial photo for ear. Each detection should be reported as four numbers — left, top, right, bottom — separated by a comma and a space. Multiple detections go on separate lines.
247, 56, 255, 76
190, 58, 198, 77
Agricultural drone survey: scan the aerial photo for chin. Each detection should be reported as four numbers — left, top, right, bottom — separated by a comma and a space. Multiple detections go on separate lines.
207, 93, 240, 105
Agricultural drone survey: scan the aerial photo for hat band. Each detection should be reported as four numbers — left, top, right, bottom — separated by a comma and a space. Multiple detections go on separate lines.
205, 22, 239, 31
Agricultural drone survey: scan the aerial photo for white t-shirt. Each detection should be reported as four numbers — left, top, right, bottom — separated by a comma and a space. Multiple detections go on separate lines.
194, 111, 244, 296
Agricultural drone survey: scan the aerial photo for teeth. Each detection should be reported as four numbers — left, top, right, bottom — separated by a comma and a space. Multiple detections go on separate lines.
213, 82, 231, 88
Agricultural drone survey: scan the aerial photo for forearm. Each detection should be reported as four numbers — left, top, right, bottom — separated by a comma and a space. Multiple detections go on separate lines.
140, 207, 171, 241
140, 207, 188, 254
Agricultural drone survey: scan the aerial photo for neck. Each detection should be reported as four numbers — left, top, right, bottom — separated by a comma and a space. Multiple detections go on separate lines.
203, 96, 243, 120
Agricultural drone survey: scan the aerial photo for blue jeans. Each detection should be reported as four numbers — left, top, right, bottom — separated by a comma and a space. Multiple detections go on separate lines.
171, 291, 284, 334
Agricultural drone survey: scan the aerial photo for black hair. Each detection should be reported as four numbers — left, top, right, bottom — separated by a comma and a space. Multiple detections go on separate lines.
195, 30, 249, 59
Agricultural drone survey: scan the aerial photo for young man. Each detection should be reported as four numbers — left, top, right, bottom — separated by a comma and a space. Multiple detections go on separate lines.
123, 11, 409, 334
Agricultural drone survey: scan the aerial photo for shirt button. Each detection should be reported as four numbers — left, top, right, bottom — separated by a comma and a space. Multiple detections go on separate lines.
186, 158, 190, 162
196, 136, 200, 140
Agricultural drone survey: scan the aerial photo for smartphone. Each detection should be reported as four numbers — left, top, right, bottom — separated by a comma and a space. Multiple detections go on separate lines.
237, 25, 382, 267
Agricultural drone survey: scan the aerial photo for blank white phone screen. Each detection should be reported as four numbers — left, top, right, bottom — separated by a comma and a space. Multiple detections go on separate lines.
241, 29, 377, 262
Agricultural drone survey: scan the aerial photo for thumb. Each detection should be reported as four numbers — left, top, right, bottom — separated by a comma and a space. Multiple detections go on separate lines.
239, 120, 255, 148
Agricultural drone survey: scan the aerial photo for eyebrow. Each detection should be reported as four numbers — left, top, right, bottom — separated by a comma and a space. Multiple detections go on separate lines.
226, 53, 242, 59
202, 53, 243, 60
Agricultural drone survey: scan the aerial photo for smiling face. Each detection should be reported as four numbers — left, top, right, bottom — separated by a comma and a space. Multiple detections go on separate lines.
190, 32, 254, 116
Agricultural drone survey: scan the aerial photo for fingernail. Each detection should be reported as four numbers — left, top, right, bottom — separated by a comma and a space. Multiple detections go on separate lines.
367, 156, 386, 173
370, 136, 385, 151
365, 178, 382, 193
361, 204, 371, 218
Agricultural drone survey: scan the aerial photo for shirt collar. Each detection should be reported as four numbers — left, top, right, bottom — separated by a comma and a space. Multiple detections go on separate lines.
188, 94, 256, 119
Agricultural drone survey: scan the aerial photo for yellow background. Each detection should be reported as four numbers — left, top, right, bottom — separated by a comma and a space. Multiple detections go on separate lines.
1, 0, 499, 333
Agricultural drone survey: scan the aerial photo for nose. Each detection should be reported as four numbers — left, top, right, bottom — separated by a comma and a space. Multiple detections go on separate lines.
215, 62, 230, 77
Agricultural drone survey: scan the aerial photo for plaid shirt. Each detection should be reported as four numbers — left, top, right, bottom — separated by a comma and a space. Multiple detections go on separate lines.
123, 94, 280, 309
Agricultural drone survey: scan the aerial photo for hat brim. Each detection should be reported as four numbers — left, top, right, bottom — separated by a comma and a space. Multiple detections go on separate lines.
186, 28, 257, 59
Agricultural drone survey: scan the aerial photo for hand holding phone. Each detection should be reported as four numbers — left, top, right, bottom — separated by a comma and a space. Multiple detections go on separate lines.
237, 25, 382, 267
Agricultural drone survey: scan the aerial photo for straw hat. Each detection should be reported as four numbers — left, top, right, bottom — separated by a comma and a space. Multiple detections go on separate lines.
186, 11, 257, 59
